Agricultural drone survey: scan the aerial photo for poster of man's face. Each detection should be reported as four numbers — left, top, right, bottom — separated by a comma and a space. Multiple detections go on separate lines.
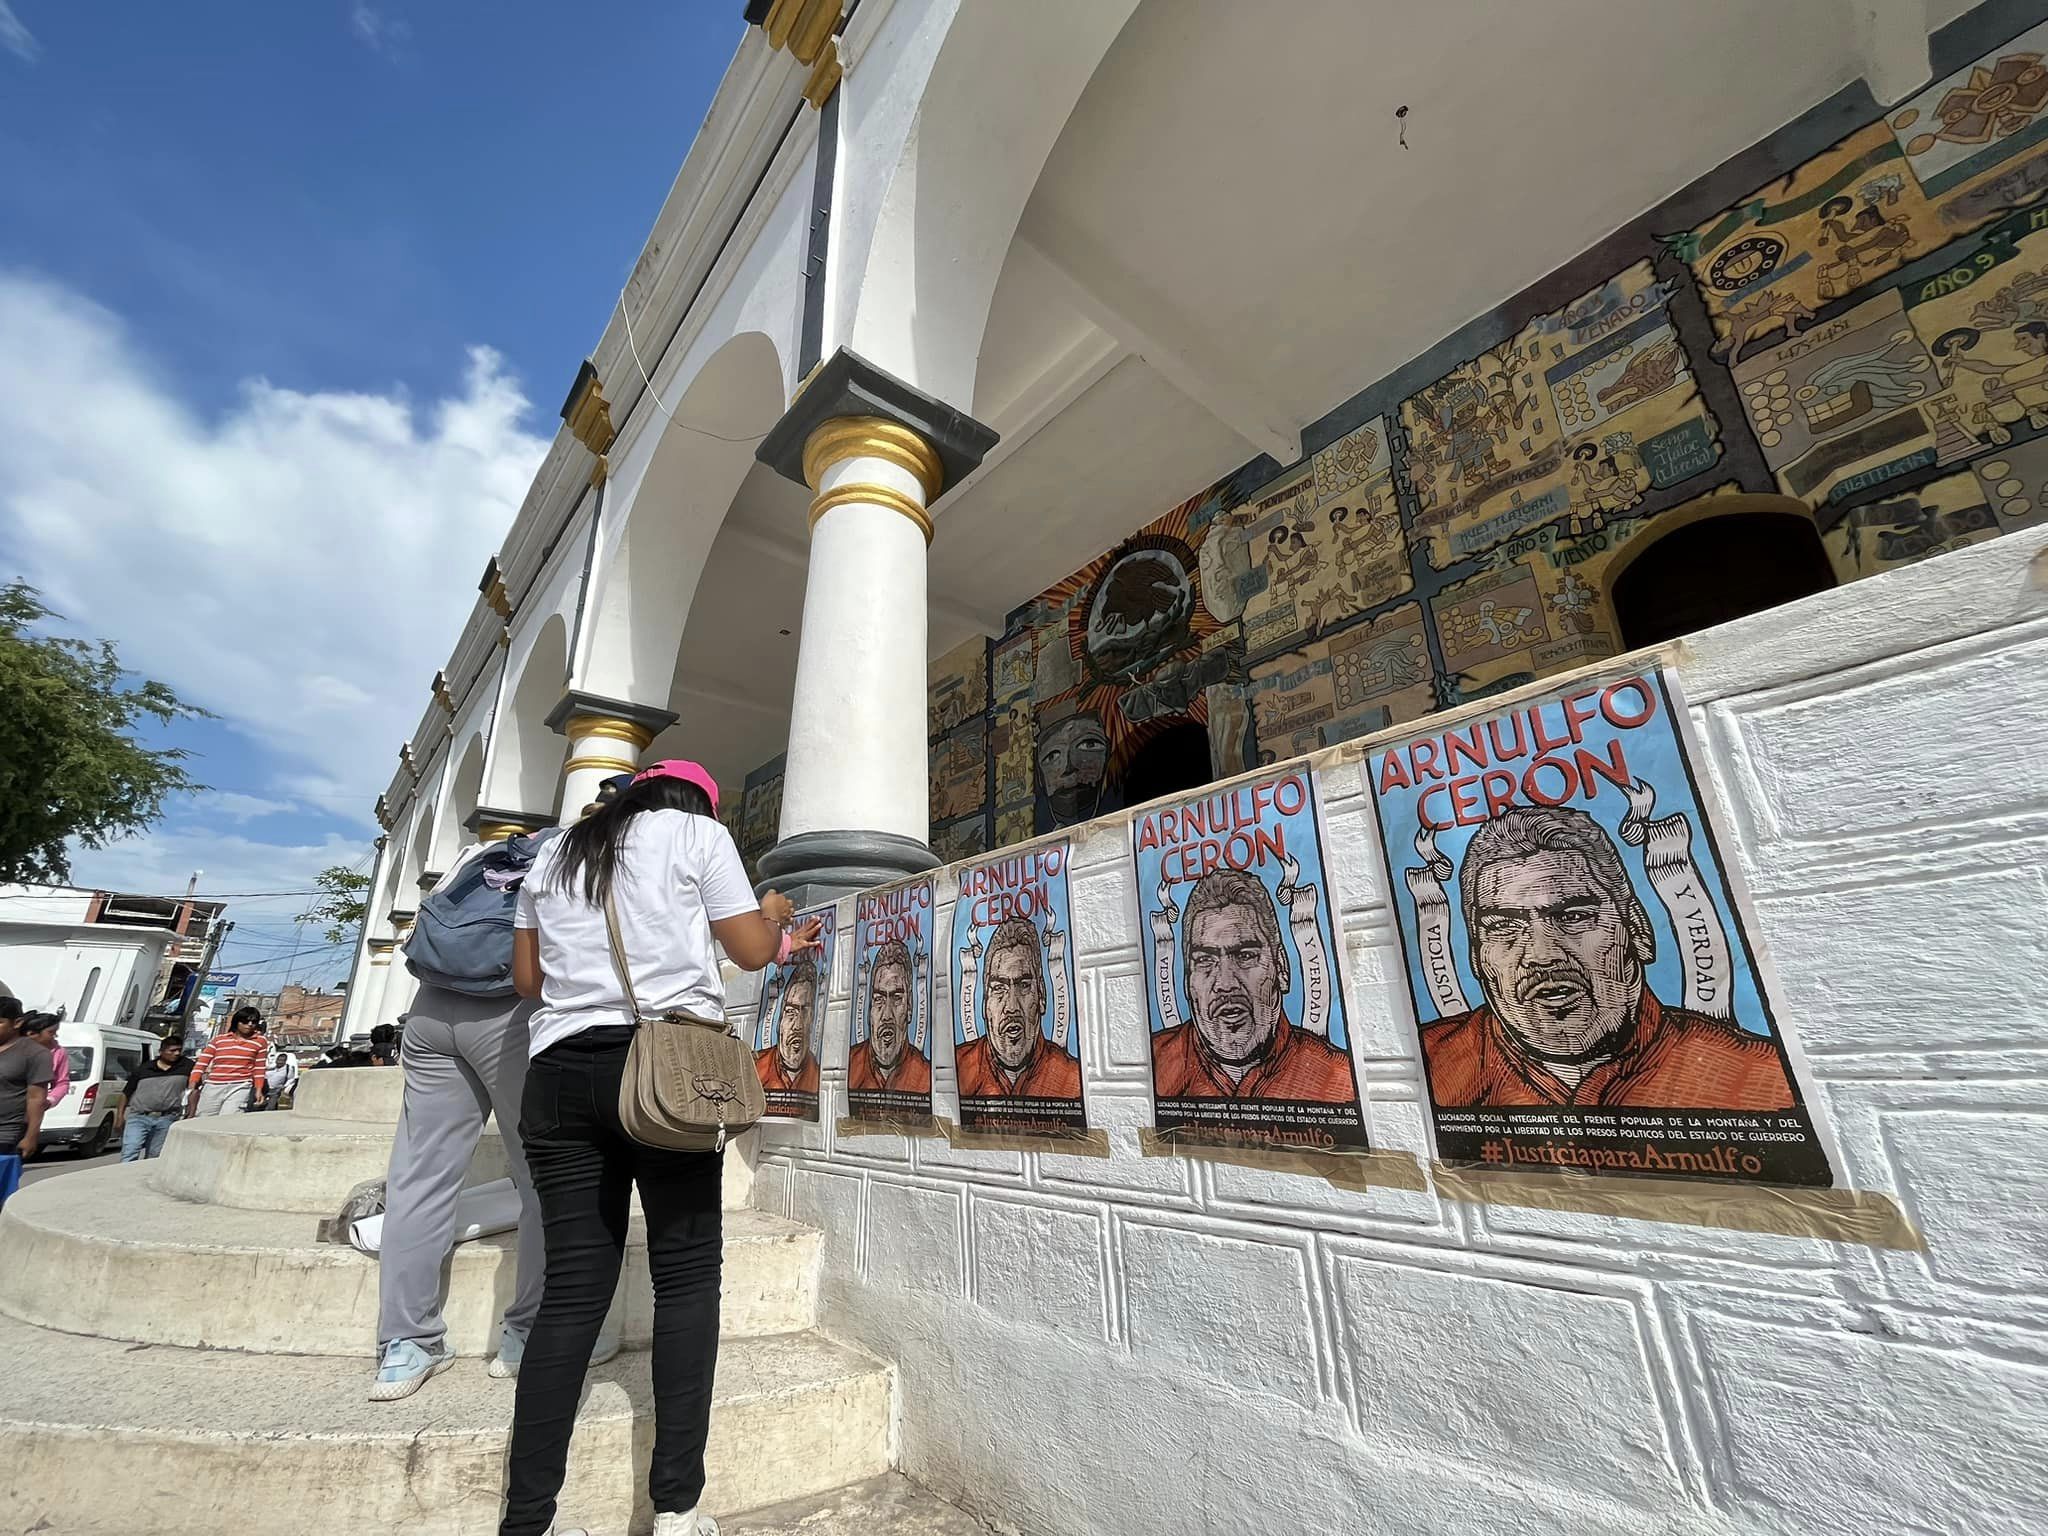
1131, 767, 1368, 1149
1367, 669, 1834, 1186
755, 904, 834, 1121
950, 844, 1087, 1135
983, 924, 1046, 1071
1183, 870, 1290, 1068
867, 943, 912, 1071
849, 877, 935, 1119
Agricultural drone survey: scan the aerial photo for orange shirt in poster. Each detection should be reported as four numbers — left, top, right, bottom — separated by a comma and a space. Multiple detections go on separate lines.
955, 1034, 1082, 1101
846, 1041, 932, 1095
1150, 1016, 1356, 1103
754, 1046, 819, 1096
1420, 990, 1795, 1110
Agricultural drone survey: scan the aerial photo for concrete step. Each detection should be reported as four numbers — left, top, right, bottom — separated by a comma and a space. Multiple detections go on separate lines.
270, 1075, 760, 1210
289, 1063, 405, 1121
725, 1473, 996, 1535
150, 1112, 508, 1213
0, 1310, 891, 1535
0, 1165, 819, 1355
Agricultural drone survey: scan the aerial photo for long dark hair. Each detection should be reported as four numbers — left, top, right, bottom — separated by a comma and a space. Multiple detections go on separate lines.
548, 772, 714, 907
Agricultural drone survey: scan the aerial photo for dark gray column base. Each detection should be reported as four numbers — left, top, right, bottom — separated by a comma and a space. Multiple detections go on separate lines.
754, 828, 939, 907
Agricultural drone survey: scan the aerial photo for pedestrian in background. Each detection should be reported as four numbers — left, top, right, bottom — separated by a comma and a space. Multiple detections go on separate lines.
265, 1044, 301, 1109
118, 1036, 189, 1160
369, 1023, 400, 1067
186, 1008, 268, 1116
0, 1006, 53, 1208
16, 1015, 67, 1109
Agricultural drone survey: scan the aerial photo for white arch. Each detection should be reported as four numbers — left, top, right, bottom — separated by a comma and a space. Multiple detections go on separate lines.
483, 614, 571, 821
431, 732, 487, 870
576, 330, 789, 705
841, 0, 1143, 410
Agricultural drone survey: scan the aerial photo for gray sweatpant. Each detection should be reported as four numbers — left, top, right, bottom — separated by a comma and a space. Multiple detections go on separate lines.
377, 984, 542, 1351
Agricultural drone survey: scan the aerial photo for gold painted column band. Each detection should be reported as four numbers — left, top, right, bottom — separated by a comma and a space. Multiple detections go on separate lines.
801, 417, 943, 501
564, 714, 658, 752
565, 752, 641, 777
800, 416, 944, 546
807, 483, 934, 544
476, 820, 533, 844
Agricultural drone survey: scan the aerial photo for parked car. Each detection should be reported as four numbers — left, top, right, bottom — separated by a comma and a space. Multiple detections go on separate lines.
39, 1021, 164, 1155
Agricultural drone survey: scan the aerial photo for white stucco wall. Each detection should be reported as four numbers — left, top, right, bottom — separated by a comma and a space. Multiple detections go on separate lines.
737, 522, 2048, 1536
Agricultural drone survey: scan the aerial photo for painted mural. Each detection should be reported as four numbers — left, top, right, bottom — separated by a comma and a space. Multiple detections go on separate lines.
731, 8, 2048, 868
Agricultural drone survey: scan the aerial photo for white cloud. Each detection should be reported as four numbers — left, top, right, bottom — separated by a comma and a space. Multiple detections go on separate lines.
350, 4, 412, 57
0, 270, 548, 838
0, 2, 38, 63
206, 792, 301, 823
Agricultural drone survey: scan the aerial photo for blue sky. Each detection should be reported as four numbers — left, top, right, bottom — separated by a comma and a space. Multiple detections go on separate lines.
0, 2, 743, 985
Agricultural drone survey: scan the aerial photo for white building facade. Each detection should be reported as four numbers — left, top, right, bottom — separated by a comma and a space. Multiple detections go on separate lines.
346, 3, 2048, 1531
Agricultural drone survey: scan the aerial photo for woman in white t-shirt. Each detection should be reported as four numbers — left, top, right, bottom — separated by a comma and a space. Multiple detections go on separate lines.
502, 760, 819, 1536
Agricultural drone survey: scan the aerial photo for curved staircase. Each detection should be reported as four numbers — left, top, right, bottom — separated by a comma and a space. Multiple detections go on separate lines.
0, 1069, 912, 1536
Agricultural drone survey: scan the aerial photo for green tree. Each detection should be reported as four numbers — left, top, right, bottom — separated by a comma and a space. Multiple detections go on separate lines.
0, 580, 209, 884
299, 863, 373, 945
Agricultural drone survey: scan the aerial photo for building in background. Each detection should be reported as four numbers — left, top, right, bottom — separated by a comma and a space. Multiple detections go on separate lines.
0, 886, 226, 1029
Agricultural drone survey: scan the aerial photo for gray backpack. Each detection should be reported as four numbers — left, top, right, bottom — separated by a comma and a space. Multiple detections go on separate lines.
403, 831, 552, 997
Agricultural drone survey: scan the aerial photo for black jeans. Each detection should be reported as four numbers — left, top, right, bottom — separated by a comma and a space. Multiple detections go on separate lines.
500, 1027, 724, 1536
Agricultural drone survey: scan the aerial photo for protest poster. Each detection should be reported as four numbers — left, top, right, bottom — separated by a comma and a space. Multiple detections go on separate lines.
751, 904, 837, 1122
949, 841, 1087, 1137
1366, 667, 1834, 1186
847, 876, 936, 1121
1131, 766, 1369, 1150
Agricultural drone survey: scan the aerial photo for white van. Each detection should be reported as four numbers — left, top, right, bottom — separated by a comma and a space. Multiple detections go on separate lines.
40, 1021, 167, 1155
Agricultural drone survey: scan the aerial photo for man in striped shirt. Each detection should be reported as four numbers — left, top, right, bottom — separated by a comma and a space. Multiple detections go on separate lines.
186, 1008, 269, 1117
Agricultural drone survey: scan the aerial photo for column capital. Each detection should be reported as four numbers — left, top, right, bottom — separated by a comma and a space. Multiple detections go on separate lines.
466, 806, 558, 843
756, 346, 998, 505
544, 690, 677, 749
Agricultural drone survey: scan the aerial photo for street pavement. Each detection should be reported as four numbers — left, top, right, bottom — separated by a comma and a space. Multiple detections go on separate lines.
21, 1147, 124, 1185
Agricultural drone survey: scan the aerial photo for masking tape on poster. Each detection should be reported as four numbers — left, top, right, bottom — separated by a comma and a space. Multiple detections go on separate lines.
1433, 1163, 1923, 1249
835, 1114, 945, 1140
1138, 1128, 1426, 1192
937, 1117, 1112, 1158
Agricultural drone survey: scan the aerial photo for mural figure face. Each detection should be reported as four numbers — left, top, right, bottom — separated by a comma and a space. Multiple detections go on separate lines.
1185, 882, 1288, 1066
778, 976, 816, 1072
869, 961, 911, 1070
1471, 849, 1644, 1061
2018, 323, 2048, 358
983, 929, 1046, 1073
1038, 714, 1110, 820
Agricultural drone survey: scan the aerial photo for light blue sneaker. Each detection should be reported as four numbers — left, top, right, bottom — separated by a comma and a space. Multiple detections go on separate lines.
369, 1337, 454, 1402
488, 1323, 621, 1379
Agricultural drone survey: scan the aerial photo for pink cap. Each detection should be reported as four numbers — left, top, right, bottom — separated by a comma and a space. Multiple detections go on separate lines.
633, 758, 720, 814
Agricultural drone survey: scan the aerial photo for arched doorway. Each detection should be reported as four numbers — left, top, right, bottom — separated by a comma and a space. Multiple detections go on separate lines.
1120, 720, 1212, 810
1610, 495, 1836, 649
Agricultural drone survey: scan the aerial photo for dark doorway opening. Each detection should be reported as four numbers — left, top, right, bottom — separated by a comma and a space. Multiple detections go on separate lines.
1120, 721, 1214, 810
1612, 506, 1836, 649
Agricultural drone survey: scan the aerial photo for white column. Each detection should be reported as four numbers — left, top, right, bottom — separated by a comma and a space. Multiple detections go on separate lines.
558, 714, 657, 823
349, 942, 394, 1039
778, 418, 941, 845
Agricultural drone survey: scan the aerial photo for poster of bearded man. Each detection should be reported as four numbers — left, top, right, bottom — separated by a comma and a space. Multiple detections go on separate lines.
753, 903, 836, 1122
848, 876, 936, 1121
951, 841, 1087, 1137
1131, 765, 1369, 1151
1366, 666, 1835, 1187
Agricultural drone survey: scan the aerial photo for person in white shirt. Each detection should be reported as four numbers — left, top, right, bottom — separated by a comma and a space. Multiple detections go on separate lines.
264, 1047, 300, 1109
500, 760, 818, 1536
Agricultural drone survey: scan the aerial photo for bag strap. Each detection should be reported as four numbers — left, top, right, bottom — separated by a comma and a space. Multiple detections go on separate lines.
601, 894, 648, 1026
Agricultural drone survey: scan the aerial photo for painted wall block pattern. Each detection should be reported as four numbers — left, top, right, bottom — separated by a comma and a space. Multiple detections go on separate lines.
1329, 1251, 1686, 1506
1116, 1219, 1325, 1410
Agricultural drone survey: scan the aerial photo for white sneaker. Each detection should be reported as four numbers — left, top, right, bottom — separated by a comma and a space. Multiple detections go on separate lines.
654, 1512, 719, 1536
488, 1324, 622, 1379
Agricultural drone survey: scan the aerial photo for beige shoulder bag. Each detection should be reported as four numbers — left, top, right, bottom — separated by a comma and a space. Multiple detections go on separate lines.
602, 895, 764, 1152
